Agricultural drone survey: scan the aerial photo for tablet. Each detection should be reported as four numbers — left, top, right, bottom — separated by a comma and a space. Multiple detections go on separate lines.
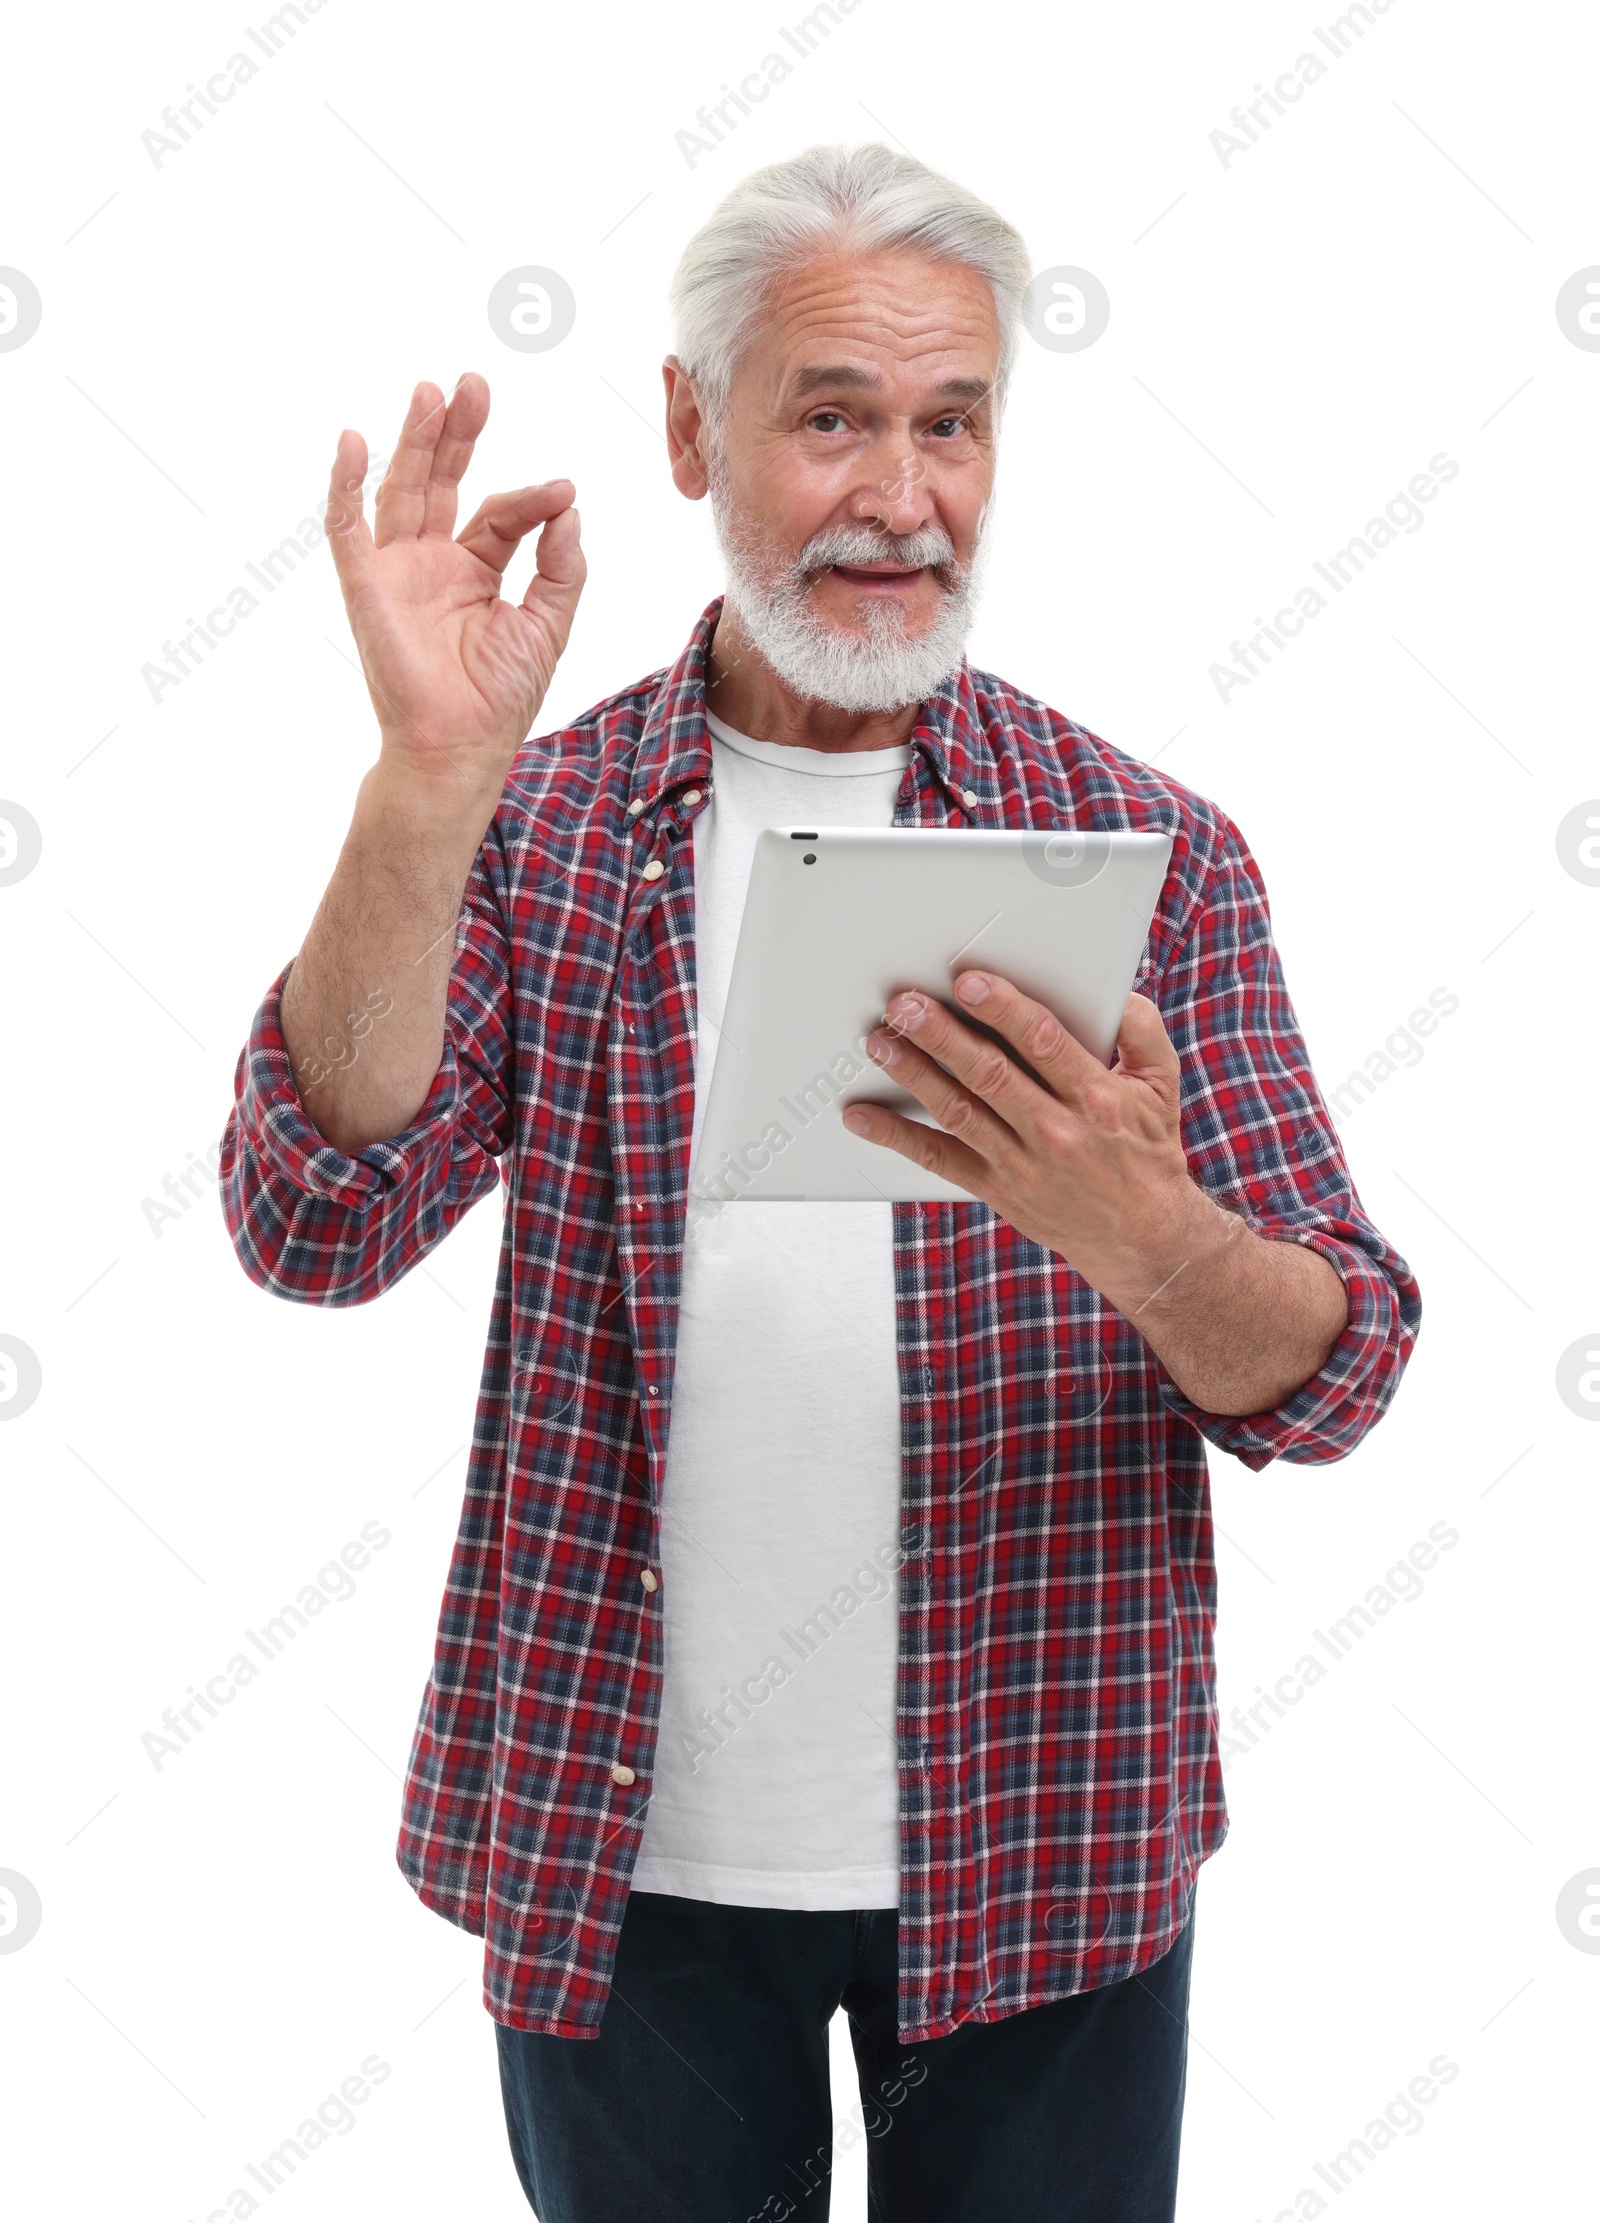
691, 826, 1173, 1204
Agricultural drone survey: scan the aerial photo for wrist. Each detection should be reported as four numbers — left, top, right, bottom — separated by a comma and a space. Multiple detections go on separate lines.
356, 756, 504, 872
1090, 1175, 1235, 1323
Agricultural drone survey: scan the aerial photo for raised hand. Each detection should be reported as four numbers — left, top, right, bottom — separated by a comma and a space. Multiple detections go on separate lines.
325, 372, 585, 799
279, 375, 583, 1153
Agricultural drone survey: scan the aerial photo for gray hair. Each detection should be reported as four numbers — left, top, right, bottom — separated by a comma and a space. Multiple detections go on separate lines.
669, 142, 1031, 434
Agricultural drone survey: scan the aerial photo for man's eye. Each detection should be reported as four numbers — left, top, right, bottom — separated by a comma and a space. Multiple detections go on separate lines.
929, 416, 968, 438
807, 411, 846, 432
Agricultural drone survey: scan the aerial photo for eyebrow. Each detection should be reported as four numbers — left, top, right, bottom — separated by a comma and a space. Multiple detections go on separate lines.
787, 364, 992, 407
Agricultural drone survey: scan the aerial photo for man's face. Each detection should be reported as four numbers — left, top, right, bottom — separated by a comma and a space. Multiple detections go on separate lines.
672, 248, 1002, 711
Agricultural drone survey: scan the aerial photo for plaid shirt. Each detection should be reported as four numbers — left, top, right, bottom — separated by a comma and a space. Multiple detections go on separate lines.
220, 597, 1419, 2041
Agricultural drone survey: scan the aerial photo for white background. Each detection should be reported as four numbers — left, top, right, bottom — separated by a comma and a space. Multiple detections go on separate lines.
2, 0, 1596, 2216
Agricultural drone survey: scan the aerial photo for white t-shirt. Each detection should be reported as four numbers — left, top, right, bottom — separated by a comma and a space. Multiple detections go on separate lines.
629, 710, 910, 1909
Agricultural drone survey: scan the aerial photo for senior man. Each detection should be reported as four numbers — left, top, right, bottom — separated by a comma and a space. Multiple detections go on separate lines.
222, 144, 1419, 2221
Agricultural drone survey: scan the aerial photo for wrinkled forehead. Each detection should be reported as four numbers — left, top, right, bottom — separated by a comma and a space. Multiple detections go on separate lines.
733, 249, 1002, 417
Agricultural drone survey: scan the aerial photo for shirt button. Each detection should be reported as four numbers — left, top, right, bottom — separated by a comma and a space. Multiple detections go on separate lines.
962, 788, 978, 808
641, 859, 665, 881
610, 1763, 637, 1786
682, 789, 702, 806
639, 1569, 659, 1592
628, 797, 646, 816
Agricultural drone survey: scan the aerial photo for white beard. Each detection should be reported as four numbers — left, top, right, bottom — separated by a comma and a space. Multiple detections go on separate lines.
707, 448, 991, 714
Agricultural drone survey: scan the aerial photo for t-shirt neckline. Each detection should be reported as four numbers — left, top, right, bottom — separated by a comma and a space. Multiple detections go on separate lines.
704, 706, 912, 778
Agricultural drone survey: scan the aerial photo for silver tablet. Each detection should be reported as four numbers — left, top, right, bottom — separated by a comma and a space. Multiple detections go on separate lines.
692, 826, 1173, 1204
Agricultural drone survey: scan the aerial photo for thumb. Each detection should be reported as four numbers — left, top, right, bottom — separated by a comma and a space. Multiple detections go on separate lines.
1112, 992, 1180, 1087
521, 503, 586, 629
324, 427, 375, 594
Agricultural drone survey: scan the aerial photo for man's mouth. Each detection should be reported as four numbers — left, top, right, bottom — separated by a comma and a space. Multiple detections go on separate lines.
827, 562, 926, 586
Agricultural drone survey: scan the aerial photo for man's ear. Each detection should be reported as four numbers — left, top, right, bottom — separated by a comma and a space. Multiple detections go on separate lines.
663, 356, 711, 500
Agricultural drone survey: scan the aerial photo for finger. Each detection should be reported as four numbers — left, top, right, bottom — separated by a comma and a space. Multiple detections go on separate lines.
324, 427, 375, 590
421, 371, 491, 538
373, 373, 486, 546
944, 970, 1106, 1106
862, 1020, 1023, 1169
372, 379, 455, 547
840, 1098, 993, 1200
455, 479, 576, 579
879, 983, 1059, 1134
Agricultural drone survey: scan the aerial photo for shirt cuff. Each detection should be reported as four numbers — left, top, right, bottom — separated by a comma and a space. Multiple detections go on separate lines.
226, 960, 464, 1208
1153, 1219, 1408, 1471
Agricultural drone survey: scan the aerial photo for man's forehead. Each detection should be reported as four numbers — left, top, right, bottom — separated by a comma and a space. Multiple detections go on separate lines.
740, 251, 999, 403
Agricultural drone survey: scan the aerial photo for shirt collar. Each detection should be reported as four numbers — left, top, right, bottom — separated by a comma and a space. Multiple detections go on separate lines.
627, 595, 993, 821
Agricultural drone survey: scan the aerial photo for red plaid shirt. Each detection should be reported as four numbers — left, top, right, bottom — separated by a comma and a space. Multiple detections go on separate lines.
221, 598, 1419, 2041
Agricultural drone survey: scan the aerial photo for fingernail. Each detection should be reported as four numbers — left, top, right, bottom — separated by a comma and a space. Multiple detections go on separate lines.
842, 1107, 872, 1133
867, 1031, 901, 1067
956, 972, 990, 1004
891, 993, 928, 1030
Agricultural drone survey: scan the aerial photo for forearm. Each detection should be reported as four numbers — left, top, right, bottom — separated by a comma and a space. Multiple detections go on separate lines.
280, 763, 501, 1155
1095, 1181, 1349, 1417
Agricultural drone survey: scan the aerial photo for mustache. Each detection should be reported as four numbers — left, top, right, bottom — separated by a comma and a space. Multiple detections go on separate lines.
796, 521, 963, 585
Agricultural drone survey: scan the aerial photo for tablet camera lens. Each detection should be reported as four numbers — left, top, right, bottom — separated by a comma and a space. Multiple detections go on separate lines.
802, 853, 817, 865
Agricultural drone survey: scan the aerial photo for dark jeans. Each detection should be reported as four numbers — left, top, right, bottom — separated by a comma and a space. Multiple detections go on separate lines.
495, 1889, 1195, 2222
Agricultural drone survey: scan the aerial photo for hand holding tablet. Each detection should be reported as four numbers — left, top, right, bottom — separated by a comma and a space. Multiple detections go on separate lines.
844, 965, 1198, 1288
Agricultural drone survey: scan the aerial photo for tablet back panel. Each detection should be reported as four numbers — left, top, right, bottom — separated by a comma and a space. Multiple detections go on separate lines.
693, 827, 1173, 1204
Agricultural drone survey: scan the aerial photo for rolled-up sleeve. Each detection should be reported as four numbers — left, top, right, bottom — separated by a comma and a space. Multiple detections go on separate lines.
219, 836, 513, 1306
1150, 816, 1421, 1470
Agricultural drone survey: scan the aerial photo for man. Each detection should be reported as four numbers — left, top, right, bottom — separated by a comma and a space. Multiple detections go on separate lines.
221, 143, 1419, 2221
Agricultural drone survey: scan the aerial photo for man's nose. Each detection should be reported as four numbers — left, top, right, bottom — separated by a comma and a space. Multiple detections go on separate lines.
850, 442, 934, 536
